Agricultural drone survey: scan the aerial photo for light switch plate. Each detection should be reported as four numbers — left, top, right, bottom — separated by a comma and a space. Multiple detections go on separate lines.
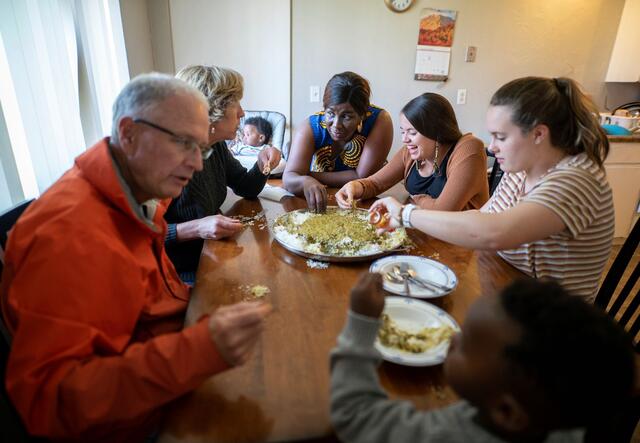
457, 89, 467, 105
465, 46, 477, 62
310, 85, 320, 103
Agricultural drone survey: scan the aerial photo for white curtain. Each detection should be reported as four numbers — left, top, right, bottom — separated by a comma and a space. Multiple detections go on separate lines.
0, 0, 129, 201
74, 0, 129, 143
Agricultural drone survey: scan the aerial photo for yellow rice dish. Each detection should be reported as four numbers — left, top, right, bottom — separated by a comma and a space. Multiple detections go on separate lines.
272, 208, 407, 257
378, 314, 454, 353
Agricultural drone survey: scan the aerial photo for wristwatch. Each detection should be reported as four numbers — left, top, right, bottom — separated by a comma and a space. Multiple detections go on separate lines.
401, 204, 417, 228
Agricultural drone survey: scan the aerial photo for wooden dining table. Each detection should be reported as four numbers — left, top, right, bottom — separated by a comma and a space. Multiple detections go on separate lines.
158, 181, 525, 443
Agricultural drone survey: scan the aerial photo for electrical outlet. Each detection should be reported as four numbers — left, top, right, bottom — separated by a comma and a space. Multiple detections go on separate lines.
309, 85, 320, 103
457, 89, 467, 105
465, 46, 477, 62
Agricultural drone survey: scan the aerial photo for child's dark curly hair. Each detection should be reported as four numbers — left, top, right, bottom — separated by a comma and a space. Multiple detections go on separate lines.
500, 278, 635, 428
244, 116, 273, 144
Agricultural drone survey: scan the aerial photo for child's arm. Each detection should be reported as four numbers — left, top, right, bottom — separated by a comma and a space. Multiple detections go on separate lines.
330, 273, 464, 442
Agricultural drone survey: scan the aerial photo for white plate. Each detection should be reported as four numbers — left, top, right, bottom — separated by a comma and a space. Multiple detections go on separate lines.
374, 297, 460, 366
369, 255, 457, 298
272, 208, 407, 262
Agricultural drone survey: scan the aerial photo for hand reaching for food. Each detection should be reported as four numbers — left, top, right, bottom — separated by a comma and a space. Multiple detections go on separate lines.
368, 197, 403, 233
258, 146, 282, 175
208, 301, 272, 366
336, 181, 364, 209
176, 215, 244, 241
302, 177, 328, 213
349, 272, 385, 318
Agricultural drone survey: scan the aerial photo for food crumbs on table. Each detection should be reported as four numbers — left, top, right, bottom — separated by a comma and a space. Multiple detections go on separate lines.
240, 284, 271, 299
306, 259, 329, 269
433, 385, 447, 400
231, 211, 266, 228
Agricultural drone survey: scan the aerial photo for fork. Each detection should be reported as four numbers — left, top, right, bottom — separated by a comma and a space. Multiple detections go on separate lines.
394, 264, 450, 293
398, 263, 411, 296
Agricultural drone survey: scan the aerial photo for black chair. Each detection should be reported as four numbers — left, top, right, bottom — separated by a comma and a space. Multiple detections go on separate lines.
0, 199, 40, 442
587, 218, 640, 443
0, 199, 33, 277
0, 199, 34, 250
594, 217, 640, 348
0, 339, 35, 443
486, 149, 503, 196
1, 199, 33, 343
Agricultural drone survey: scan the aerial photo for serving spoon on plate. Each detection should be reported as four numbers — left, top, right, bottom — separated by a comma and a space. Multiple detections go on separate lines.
387, 264, 451, 293
384, 269, 411, 295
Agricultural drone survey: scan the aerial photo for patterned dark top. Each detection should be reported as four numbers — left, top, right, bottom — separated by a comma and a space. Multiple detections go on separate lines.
164, 141, 267, 283
309, 105, 383, 172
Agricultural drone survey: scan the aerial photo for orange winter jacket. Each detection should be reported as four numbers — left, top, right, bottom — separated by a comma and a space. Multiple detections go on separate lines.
0, 139, 229, 442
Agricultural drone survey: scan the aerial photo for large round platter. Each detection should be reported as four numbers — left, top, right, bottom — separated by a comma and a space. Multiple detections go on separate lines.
271, 207, 407, 262
374, 296, 460, 367
370, 255, 457, 298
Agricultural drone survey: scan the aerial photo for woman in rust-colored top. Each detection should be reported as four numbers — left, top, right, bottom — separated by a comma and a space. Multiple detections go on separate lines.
336, 93, 488, 211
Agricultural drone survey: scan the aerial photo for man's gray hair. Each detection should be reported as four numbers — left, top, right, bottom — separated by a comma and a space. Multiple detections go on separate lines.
111, 72, 208, 142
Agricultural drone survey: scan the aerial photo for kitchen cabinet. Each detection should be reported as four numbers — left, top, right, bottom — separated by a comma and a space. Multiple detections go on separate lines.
605, 139, 640, 238
605, 0, 640, 82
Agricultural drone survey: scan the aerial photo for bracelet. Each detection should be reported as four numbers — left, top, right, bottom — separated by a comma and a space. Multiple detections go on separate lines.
401, 204, 417, 228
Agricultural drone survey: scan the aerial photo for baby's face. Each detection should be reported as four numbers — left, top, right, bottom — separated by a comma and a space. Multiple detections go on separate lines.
242, 124, 264, 147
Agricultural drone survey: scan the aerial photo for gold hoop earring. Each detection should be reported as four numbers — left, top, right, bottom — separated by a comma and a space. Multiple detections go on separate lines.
433, 142, 440, 175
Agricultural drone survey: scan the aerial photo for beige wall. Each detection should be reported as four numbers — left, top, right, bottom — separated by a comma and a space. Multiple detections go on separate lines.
119, 0, 291, 140
120, 0, 627, 151
118, 0, 174, 76
169, 0, 291, 140
119, 0, 154, 76
147, 0, 175, 74
292, 0, 625, 151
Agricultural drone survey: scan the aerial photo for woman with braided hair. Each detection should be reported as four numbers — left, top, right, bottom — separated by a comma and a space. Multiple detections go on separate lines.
284, 71, 393, 212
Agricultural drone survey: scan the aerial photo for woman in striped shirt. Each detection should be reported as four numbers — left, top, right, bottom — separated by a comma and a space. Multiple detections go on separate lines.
371, 76, 613, 301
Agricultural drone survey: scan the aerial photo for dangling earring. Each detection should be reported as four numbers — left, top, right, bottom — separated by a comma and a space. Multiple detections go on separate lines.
210, 125, 216, 135
357, 120, 363, 133
433, 141, 440, 175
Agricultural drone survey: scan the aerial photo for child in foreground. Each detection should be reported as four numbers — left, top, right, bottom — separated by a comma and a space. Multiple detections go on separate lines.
231, 116, 286, 175
330, 274, 635, 442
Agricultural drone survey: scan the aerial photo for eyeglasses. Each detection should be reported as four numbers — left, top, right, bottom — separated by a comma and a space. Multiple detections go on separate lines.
323, 110, 359, 126
133, 118, 213, 160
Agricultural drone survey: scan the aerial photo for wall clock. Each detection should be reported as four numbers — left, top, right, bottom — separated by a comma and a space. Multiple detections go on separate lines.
384, 0, 414, 13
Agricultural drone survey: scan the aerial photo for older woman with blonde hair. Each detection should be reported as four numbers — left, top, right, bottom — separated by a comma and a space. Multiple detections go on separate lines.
164, 65, 281, 283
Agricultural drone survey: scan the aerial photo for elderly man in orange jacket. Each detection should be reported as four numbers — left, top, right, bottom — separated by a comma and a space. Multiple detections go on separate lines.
0, 73, 271, 442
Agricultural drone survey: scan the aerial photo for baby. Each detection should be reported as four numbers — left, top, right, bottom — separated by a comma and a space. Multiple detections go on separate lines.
231, 116, 286, 175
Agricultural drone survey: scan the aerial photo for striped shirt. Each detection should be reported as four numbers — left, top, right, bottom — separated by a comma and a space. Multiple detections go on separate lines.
486, 153, 614, 302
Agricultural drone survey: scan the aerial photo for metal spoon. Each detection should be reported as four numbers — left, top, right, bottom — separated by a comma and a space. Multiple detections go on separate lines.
392, 264, 450, 293
406, 267, 451, 292
384, 270, 411, 296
